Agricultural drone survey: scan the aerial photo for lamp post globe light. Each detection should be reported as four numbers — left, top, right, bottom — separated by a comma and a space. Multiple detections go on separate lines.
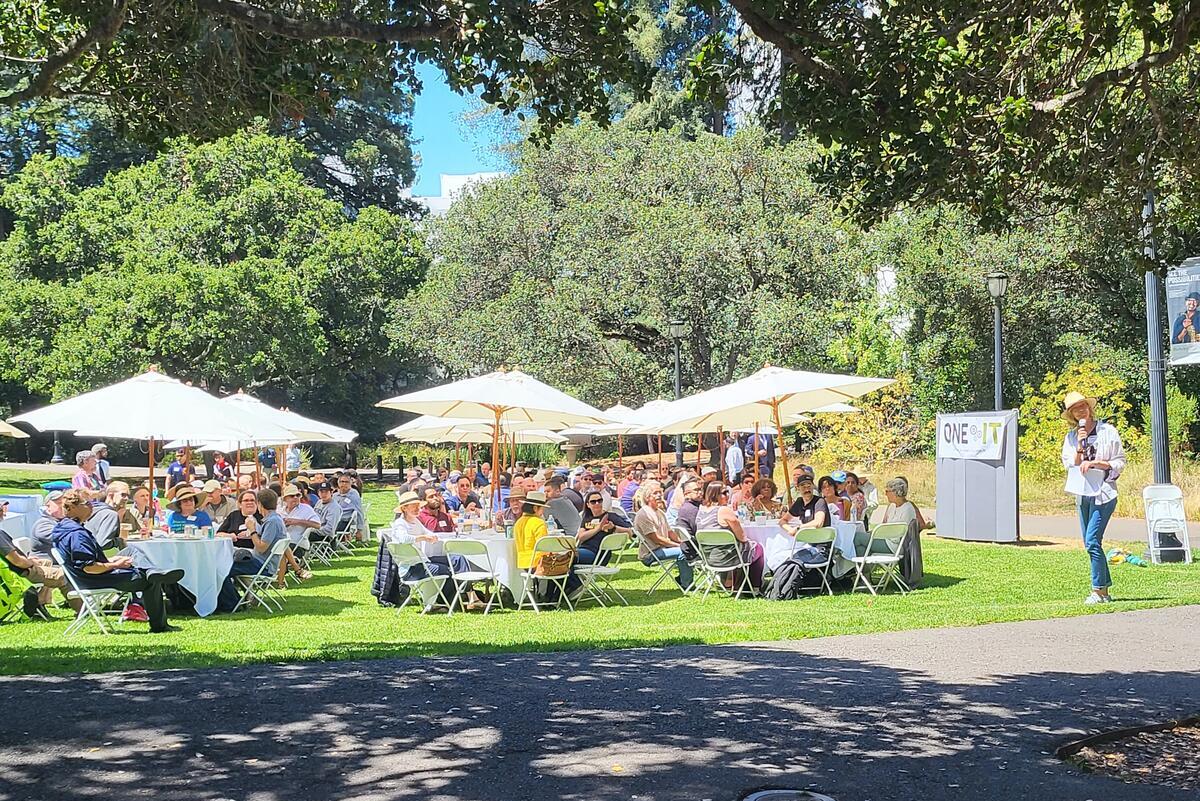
986, 271, 1009, 411
668, 319, 688, 468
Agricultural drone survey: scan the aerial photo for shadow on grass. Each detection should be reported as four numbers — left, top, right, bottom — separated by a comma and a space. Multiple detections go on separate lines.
1, 643, 1196, 801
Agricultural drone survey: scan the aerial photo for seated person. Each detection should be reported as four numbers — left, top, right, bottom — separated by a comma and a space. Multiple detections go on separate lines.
577, 490, 631, 566
495, 488, 526, 528
216, 488, 289, 612
632, 480, 693, 589
217, 489, 263, 547
201, 480, 236, 524
51, 489, 184, 632
0, 501, 80, 619
128, 485, 161, 532
514, 490, 582, 602
84, 481, 133, 550
279, 484, 319, 582
389, 491, 482, 610
28, 490, 66, 559
730, 475, 756, 508
333, 473, 366, 542
818, 475, 850, 524
880, 476, 932, 529
417, 487, 456, 534
543, 476, 582, 536
444, 476, 482, 513
165, 486, 214, 534
782, 474, 828, 533
747, 478, 782, 516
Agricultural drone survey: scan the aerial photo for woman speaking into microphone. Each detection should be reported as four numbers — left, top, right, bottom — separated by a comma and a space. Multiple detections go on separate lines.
1060, 390, 1126, 605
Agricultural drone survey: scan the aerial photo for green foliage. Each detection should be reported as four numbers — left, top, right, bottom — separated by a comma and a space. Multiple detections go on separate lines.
394, 123, 873, 404
1148, 385, 1199, 458
0, 128, 429, 438
809, 374, 928, 465
1019, 361, 1147, 474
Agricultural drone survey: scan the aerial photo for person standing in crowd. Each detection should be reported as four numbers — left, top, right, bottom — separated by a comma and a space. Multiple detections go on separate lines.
1061, 390, 1126, 605
91, 443, 111, 484
71, 450, 104, 500
211, 451, 233, 483
743, 430, 775, 482
724, 432, 745, 483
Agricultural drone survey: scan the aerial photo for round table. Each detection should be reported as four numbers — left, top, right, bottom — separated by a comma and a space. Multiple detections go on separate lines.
125, 537, 234, 617
741, 519, 865, 577
415, 530, 526, 605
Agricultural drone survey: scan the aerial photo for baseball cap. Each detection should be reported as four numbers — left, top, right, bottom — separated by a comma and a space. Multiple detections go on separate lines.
448, 470, 463, 481
314, 481, 333, 492
45, 489, 65, 502
281, 484, 301, 498
202, 479, 222, 493
830, 470, 848, 483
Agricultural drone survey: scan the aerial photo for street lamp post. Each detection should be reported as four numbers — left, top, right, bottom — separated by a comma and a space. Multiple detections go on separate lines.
668, 319, 688, 468
986, 272, 1009, 411
50, 431, 64, 464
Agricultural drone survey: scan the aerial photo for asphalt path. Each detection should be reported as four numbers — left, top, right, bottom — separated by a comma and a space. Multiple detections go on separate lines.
3, 606, 1199, 801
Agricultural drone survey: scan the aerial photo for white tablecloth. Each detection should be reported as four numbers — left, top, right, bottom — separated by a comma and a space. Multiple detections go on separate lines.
741, 519, 865, 577
126, 537, 234, 617
413, 530, 526, 604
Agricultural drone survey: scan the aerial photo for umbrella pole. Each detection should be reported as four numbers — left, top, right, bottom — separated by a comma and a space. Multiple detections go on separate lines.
657, 434, 663, 474
234, 444, 240, 485
490, 408, 502, 512
718, 427, 725, 484
696, 435, 701, 471
148, 437, 157, 518
618, 434, 623, 473
770, 399, 792, 507
754, 423, 760, 483
279, 446, 287, 485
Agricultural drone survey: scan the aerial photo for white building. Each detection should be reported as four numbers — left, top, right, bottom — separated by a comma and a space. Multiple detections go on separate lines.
411, 172, 506, 215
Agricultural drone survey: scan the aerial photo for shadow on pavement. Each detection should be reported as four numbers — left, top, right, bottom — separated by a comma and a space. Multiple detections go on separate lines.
1, 643, 1197, 801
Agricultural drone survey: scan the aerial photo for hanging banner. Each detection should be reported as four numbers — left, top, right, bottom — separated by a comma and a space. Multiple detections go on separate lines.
1167, 256, 1200, 366
935, 412, 1008, 460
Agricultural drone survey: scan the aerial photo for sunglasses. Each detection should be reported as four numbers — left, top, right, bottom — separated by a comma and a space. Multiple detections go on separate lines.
587, 498, 604, 504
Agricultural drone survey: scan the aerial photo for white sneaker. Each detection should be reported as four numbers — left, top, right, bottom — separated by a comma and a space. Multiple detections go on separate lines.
1084, 592, 1112, 605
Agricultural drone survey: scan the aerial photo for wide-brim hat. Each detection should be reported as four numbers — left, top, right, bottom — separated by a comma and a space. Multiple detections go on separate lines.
1061, 391, 1098, 422
168, 486, 205, 511
524, 490, 548, 507
396, 491, 421, 507
508, 489, 527, 502
281, 484, 301, 498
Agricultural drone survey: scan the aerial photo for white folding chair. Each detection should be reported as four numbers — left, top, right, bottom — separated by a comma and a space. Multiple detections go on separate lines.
693, 529, 757, 598
518, 535, 578, 613
51, 547, 127, 636
386, 541, 451, 614
331, 514, 358, 557
233, 539, 291, 613
792, 527, 837, 595
286, 532, 311, 586
1142, 484, 1193, 564
634, 529, 683, 594
849, 522, 910, 595
443, 539, 501, 614
574, 532, 630, 607
13, 536, 33, 554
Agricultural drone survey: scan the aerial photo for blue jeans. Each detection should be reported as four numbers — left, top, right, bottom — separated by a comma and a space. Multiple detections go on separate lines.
1078, 495, 1116, 589
217, 557, 265, 613
642, 547, 693, 589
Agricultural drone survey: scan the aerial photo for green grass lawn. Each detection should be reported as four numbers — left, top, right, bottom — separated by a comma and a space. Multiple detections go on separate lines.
3, 480, 1199, 677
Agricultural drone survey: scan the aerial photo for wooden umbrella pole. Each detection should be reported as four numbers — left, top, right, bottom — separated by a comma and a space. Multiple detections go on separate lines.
148, 437, 157, 520
718, 427, 726, 484
490, 408, 502, 512
770, 399, 793, 507
754, 423, 760, 483
617, 435, 623, 472
657, 434, 663, 473
279, 446, 287, 485
234, 443, 240, 485
696, 434, 702, 471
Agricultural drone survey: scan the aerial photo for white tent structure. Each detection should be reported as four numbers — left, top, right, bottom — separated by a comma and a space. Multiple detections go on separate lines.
11, 371, 300, 489
378, 369, 611, 505
0, 420, 28, 438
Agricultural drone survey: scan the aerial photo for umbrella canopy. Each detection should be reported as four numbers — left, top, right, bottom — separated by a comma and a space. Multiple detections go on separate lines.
0, 420, 29, 438
386, 415, 551, 439
163, 438, 293, 452
377, 369, 611, 428
396, 427, 566, 445
11, 371, 298, 442
638, 367, 892, 435
562, 404, 639, 436
223, 393, 356, 442
790, 401, 862, 423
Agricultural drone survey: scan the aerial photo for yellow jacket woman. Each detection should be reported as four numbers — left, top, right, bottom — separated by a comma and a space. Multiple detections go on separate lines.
514, 491, 549, 569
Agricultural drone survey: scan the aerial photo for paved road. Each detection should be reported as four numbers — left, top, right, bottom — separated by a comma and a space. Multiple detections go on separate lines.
4, 606, 1199, 801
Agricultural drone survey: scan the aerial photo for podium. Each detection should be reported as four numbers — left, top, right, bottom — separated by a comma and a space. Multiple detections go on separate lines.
935, 410, 1019, 543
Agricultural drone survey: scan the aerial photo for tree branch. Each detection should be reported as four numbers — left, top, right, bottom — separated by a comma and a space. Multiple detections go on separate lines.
195, 0, 459, 44
726, 0, 849, 95
1, 0, 128, 106
1033, 1, 1200, 113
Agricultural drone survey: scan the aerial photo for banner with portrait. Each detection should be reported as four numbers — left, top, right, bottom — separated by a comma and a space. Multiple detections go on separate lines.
1167, 257, 1200, 365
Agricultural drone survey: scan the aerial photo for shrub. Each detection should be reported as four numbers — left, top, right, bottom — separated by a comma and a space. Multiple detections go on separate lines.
810, 373, 930, 466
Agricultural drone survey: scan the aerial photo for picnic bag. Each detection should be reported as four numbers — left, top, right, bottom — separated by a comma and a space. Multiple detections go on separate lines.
534, 550, 573, 577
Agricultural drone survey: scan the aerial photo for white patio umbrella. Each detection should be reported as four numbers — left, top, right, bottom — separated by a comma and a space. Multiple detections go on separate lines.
0, 420, 29, 438
223, 393, 357, 443
11, 371, 299, 490
396, 428, 566, 445
639, 367, 894, 503
789, 402, 861, 423
377, 369, 611, 504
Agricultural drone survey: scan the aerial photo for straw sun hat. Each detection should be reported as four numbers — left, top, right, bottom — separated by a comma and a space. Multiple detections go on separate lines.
1061, 391, 1098, 423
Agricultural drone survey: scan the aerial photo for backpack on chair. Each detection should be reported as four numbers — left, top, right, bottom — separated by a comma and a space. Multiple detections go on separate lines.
765, 558, 809, 601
